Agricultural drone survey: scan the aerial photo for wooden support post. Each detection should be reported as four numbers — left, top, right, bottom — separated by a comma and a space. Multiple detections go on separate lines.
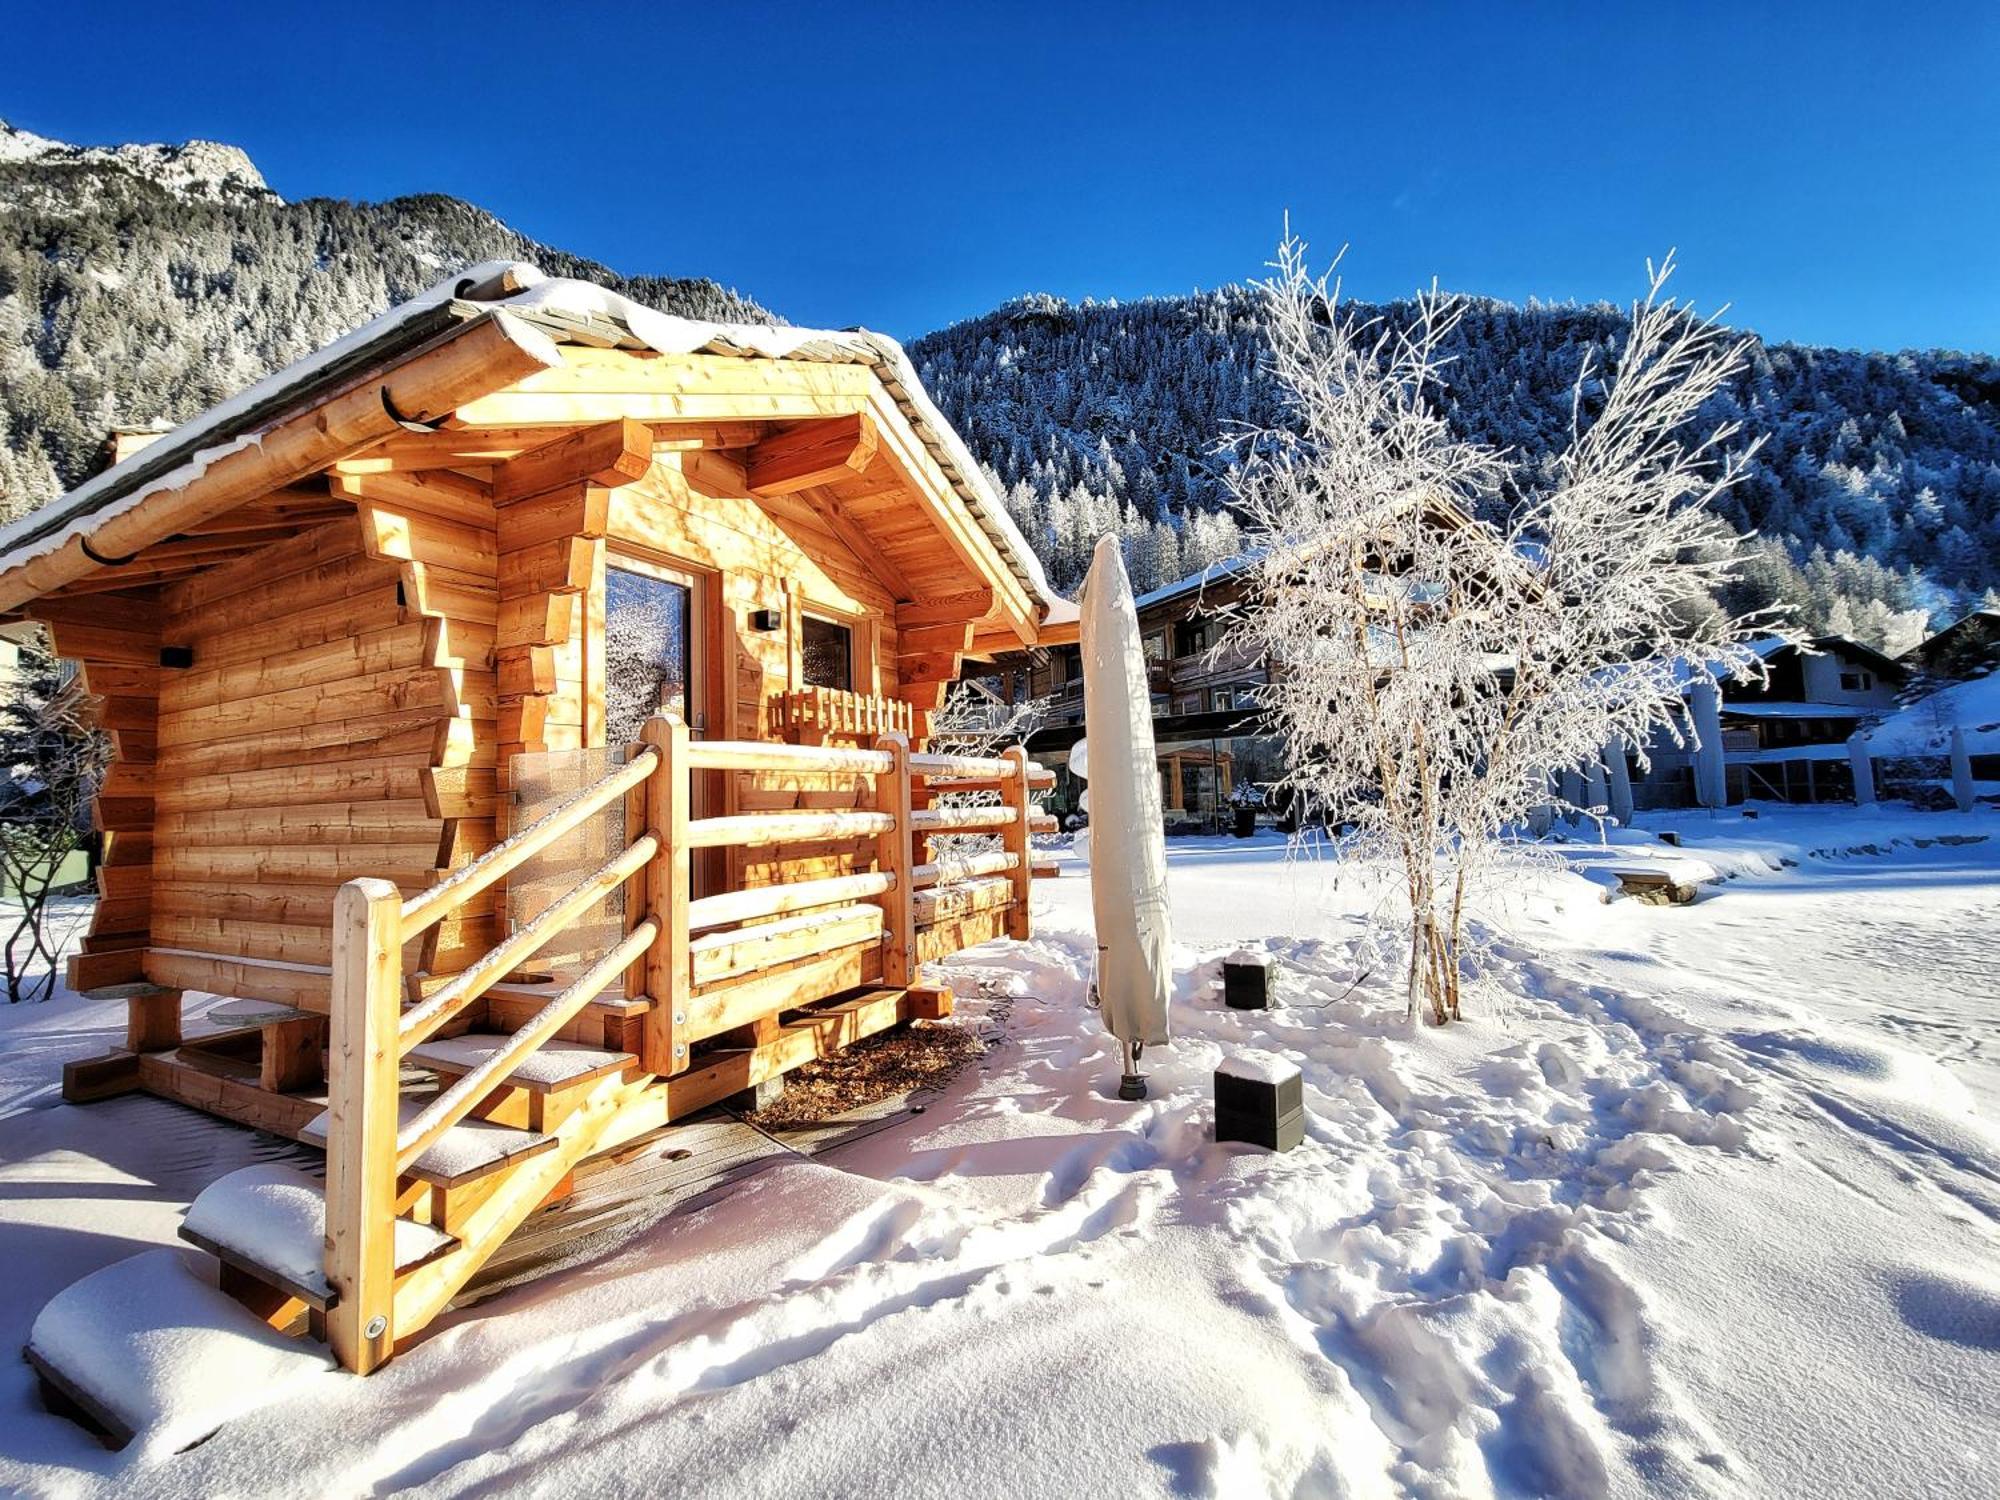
325, 878, 404, 1376
641, 715, 691, 1077
873, 734, 915, 989
126, 988, 183, 1053
260, 1017, 326, 1093
1001, 745, 1033, 942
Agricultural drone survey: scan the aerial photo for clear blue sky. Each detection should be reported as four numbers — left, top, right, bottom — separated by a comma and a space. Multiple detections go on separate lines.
8, 2, 1998, 351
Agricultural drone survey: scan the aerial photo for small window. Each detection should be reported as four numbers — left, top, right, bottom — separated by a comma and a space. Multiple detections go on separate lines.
1173, 692, 1202, 715
1840, 669, 1871, 691
801, 615, 853, 691
1173, 619, 1208, 659
1211, 688, 1234, 712
1143, 632, 1166, 665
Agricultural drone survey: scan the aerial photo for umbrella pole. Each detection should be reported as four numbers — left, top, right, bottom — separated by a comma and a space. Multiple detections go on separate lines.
1118, 1038, 1147, 1101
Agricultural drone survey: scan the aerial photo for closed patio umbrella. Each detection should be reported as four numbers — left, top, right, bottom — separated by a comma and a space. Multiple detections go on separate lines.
1078, 535, 1172, 1100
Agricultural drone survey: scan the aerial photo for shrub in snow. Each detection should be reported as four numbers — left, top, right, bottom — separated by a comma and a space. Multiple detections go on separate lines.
1223, 232, 1788, 1024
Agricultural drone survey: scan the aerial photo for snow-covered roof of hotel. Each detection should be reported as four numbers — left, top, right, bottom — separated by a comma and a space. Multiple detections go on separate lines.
1861, 672, 2000, 757
0, 260, 1071, 623
1131, 551, 1264, 613
1720, 700, 1878, 720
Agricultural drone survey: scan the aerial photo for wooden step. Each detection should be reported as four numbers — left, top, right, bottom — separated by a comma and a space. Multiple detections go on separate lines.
409, 1033, 637, 1094
179, 1163, 456, 1313
301, 1101, 558, 1190
483, 982, 650, 1050
26, 1247, 335, 1451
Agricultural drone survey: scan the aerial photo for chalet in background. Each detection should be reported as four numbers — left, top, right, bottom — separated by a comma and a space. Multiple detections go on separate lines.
0, 262, 1075, 1397
1629, 635, 1906, 808
1007, 556, 1284, 831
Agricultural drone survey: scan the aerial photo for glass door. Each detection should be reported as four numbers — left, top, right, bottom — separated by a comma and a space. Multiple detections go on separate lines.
605, 552, 721, 897
606, 557, 707, 743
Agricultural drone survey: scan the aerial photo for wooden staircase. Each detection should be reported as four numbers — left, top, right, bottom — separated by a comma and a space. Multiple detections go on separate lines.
27, 713, 1054, 1437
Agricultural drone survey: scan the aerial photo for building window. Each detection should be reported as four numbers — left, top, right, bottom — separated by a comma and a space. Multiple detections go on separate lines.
1173, 691, 1202, 716
1173, 619, 1209, 659
1840, 669, 1872, 691
1211, 688, 1234, 712
801, 615, 853, 691
1143, 632, 1166, 665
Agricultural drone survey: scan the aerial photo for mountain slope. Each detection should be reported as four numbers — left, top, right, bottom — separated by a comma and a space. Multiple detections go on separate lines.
0, 121, 770, 514
909, 288, 2000, 643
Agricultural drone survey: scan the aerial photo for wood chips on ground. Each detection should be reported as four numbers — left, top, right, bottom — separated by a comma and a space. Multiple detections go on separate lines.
746, 1021, 982, 1129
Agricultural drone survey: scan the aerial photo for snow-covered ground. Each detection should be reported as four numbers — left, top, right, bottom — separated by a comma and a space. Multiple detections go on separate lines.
0, 803, 1995, 1497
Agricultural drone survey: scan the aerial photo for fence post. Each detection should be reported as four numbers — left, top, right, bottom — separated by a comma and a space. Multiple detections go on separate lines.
1002, 745, 1033, 941
874, 733, 915, 988
641, 714, 691, 1076
325, 876, 404, 1375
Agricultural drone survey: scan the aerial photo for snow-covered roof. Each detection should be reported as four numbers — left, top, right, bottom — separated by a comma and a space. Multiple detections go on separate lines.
0, 260, 1070, 625
1131, 550, 1265, 614
1720, 701, 1876, 721
1861, 672, 2000, 757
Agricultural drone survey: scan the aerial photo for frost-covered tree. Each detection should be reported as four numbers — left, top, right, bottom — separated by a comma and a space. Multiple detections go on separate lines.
1223, 236, 1787, 1025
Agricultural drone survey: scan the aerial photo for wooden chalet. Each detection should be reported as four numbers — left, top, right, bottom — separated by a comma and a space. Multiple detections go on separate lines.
0, 261, 1076, 1390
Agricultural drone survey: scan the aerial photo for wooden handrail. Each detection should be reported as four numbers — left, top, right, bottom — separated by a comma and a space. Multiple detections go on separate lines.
909, 751, 1014, 781
910, 805, 1018, 832
395, 919, 657, 1173
399, 833, 658, 1047
685, 739, 895, 776
687, 870, 893, 933
400, 747, 659, 936
911, 849, 1017, 888
684, 809, 896, 850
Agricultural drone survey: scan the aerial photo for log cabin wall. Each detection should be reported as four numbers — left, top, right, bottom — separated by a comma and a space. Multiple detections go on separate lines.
30, 594, 164, 991
142, 511, 500, 991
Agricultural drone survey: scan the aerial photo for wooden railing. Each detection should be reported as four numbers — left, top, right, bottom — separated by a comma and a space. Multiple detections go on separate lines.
322, 714, 1051, 1375
769, 685, 915, 744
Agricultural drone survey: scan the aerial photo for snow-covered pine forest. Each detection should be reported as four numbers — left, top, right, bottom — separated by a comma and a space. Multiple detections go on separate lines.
3, 118, 1998, 648
909, 289, 2000, 647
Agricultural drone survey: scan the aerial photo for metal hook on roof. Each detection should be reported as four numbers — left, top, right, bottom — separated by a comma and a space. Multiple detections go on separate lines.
382, 386, 447, 434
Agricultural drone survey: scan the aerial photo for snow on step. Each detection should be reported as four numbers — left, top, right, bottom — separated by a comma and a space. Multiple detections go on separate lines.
181, 1163, 453, 1308
301, 1100, 555, 1187
408, 1032, 634, 1092
26, 1248, 333, 1454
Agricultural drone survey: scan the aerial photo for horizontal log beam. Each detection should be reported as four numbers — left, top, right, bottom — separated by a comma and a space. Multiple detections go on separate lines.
746, 413, 878, 496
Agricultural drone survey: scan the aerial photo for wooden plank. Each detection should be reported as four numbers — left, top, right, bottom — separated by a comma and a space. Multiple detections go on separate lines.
158, 621, 437, 714
684, 941, 883, 1042
689, 904, 884, 986
66, 947, 147, 991
155, 800, 444, 848
663, 987, 913, 1119
330, 469, 496, 530
135, 1047, 327, 1135
154, 666, 457, 749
